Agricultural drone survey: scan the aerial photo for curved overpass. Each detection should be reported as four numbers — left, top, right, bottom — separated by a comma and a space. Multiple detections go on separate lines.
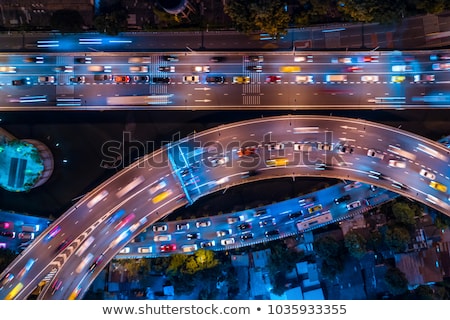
0, 115, 448, 300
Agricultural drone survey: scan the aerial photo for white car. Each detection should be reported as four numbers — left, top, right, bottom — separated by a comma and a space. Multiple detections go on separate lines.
0, 66, 16, 73
138, 247, 152, 253
388, 160, 406, 168
209, 156, 229, 167
419, 169, 436, 180
295, 75, 314, 83
361, 75, 379, 82
367, 149, 384, 160
346, 201, 361, 210
317, 142, 333, 151
196, 220, 211, 228
181, 244, 198, 253
193, 65, 210, 73
152, 224, 167, 232
119, 247, 130, 254
129, 66, 149, 73
220, 238, 235, 246
38, 76, 55, 83
154, 235, 171, 242
392, 65, 412, 72
227, 215, 244, 224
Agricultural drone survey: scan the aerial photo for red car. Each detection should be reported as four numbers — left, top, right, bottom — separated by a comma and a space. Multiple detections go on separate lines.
114, 75, 131, 83
160, 244, 177, 252
237, 146, 256, 157
346, 66, 363, 72
361, 56, 378, 63
265, 75, 281, 83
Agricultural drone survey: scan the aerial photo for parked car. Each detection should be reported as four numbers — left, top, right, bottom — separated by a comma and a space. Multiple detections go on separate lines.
38, 76, 55, 83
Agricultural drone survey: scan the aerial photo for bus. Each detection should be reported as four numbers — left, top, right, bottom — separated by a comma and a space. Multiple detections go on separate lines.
5, 282, 23, 300
75, 236, 95, 257
152, 189, 173, 204
296, 212, 332, 232
106, 95, 173, 106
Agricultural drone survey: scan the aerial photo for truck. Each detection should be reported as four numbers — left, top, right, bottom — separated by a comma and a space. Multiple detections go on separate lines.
22, 224, 39, 233
326, 74, 347, 82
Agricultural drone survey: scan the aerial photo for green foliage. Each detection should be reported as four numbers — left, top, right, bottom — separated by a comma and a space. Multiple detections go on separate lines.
50, 9, 84, 33
414, 0, 447, 14
224, 0, 289, 38
392, 202, 416, 226
384, 226, 410, 252
94, 10, 128, 35
344, 230, 367, 259
314, 236, 345, 278
384, 267, 408, 296
337, 0, 406, 24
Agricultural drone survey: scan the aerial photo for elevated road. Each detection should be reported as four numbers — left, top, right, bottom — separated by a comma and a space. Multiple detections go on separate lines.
0, 115, 448, 300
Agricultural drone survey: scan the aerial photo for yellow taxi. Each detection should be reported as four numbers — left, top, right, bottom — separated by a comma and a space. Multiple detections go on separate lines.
265, 158, 288, 167
391, 75, 405, 83
279, 66, 301, 73
232, 76, 250, 84
429, 181, 447, 193
308, 204, 323, 214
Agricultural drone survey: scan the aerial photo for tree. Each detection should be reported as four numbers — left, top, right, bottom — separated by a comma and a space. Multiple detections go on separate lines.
50, 9, 84, 33
94, 10, 128, 35
344, 230, 367, 259
314, 236, 345, 277
224, 0, 255, 33
392, 202, 416, 226
384, 267, 408, 296
414, 0, 447, 15
337, 0, 406, 24
384, 226, 410, 252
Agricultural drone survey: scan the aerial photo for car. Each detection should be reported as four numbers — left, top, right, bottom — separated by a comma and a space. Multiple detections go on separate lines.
88, 254, 104, 273
193, 65, 210, 73
154, 235, 171, 242
361, 75, 379, 82
220, 238, 235, 245
295, 75, 314, 83
152, 224, 168, 232
346, 66, 363, 72
176, 223, 189, 231
236, 146, 256, 157
206, 76, 225, 84
245, 55, 263, 62
432, 63, 450, 70
0, 273, 14, 287
209, 156, 229, 167
138, 247, 152, 253
293, 143, 312, 152
308, 204, 323, 214
50, 279, 63, 294
44, 226, 61, 242
232, 76, 250, 84
160, 244, 177, 252
294, 55, 313, 62
129, 66, 149, 73
240, 233, 254, 241
391, 75, 406, 83
265, 229, 280, 237
237, 223, 251, 231
429, 181, 447, 193
88, 65, 111, 72
367, 149, 384, 160
181, 244, 198, 253
388, 159, 406, 168
18, 232, 34, 240
346, 201, 362, 210
430, 53, 450, 61
158, 66, 175, 72
149, 180, 167, 194
361, 56, 379, 63
196, 220, 211, 228
391, 181, 408, 190
289, 212, 303, 219
413, 74, 435, 82
368, 170, 382, 179
343, 181, 362, 192
0, 66, 16, 73
115, 213, 135, 230
370, 184, 377, 192
69, 76, 85, 84
336, 144, 354, 154
24, 56, 44, 63
334, 195, 351, 205
12, 78, 31, 86
38, 76, 55, 83
419, 169, 436, 180
265, 75, 281, 83
392, 65, 412, 72
0, 231, 15, 238
119, 247, 130, 254
254, 208, 267, 217
56, 239, 71, 252
183, 75, 200, 83
152, 77, 171, 84
315, 162, 327, 170
279, 65, 300, 72
0, 222, 11, 229
216, 230, 230, 237
200, 240, 216, 248
332, 57, 353, 63
133, 75, 150, 83
54, 66, 73, 73
259, 218, 276, 227
267, 142, 285, 150
76, 57, 92, 64
94, 74, 113, 81
114, 75, 131, 83
210, 56, 225, 63
186, 232, 200, 240
161, 55, 178, 62
247, 65, 262, 72
227, 215, 244, 224
317, 142, 333, 151
128, 57, 151, 63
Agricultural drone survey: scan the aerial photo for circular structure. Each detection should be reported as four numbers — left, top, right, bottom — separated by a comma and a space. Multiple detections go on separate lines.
0, 138, 53, 192
157, 0, 187, 15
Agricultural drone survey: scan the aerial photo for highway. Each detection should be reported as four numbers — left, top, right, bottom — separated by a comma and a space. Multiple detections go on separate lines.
0, 115, 449, 300
0, 50, 450, 110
